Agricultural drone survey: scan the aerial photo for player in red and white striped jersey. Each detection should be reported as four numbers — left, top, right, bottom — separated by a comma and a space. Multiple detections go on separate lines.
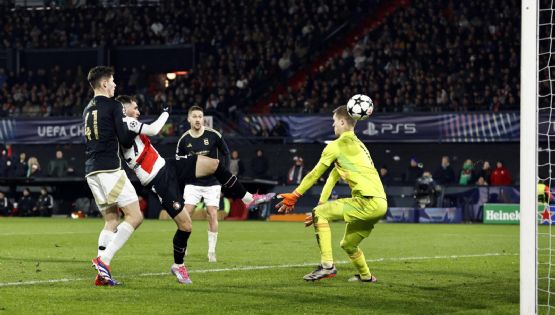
112, 95, 275, 284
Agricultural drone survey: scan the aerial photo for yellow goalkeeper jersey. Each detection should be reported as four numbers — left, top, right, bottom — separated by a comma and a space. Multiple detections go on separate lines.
319, 131, 386, 199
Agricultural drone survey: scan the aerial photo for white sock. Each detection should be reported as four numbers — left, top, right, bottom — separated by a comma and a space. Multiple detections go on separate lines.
322, 262, 334, 269
172, 263, 184, 269
208, 231, 218, 253
241, 192, 254, 205
97, 229, 116, 257
101, 221, 135, 265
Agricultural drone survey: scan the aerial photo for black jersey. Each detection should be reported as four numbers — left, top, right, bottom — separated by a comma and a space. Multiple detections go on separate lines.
83, 95, 133, 176
176, 127, 230, 186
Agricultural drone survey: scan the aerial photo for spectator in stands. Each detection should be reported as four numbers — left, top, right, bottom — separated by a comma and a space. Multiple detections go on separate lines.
270, 120, 290, 137
476, 176, 488, 186
490, 160, 512, 186
47, 150, 71, 177
17, 188, 35, 217
251, 149, 269, 179
14, 152, 28, 177
229, 150, 245, 177
0, 148, 12, 177
0, 191, 11, 216
379, 165, 392, 185
433, 156, 456, 185
476, 161, 492, 184
287, 156, 306, 185
27, 157, 42, 177
459, 159, 475, 185
404, 157, 423, 184
34, 186, 54, 217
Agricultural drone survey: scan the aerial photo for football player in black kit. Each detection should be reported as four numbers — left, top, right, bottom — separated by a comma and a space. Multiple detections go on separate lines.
83, 66, 141, 286
176, 106, 275, 262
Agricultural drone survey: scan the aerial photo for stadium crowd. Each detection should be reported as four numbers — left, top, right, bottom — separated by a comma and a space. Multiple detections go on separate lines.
0, 0, 519, 117
270, 0, 520, 113
0, 0, 369, 116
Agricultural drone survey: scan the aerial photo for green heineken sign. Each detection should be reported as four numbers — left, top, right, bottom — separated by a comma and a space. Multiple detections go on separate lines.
483, 204, 520, 224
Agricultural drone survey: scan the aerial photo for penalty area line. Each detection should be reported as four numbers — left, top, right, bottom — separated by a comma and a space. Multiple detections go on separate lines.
0, 252, 517, 287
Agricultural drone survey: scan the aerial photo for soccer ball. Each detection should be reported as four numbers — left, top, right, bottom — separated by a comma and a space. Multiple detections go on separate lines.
347, 94, 373, 120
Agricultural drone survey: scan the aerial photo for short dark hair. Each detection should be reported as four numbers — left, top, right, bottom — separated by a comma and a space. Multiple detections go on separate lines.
188, 105, 204, 115
115, 95, 136, 105
87, 66, 114, 89
333, 105, 356, 126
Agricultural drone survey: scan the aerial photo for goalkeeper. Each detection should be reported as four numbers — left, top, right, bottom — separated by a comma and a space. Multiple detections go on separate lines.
276, 105, 387, 282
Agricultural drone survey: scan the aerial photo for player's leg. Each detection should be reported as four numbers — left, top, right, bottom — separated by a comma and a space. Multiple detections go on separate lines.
195, 155, 275, 206
150, 163, 195, 284
99, 199, 142, 266
87, 170, 142, 285
97, 208, 119, 258
206, 205, 219, 262
203, 185, 221, 262
303, 199, 346, 281
170, 204, 193, 284
340, 197, 387, 282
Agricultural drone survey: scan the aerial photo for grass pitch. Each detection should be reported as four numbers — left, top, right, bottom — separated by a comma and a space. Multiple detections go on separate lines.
0, 218, 518, 314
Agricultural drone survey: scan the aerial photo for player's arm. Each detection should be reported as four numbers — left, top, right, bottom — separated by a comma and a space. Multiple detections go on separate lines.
276, 143, 337, 213
139, 112, 169, 136
319, 167, 340, 204
175, 133, 190, 159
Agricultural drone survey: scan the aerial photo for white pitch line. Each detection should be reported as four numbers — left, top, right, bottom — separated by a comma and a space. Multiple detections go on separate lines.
0, 252, 517, 287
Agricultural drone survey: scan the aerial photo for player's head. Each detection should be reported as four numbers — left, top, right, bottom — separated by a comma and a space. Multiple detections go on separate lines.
116, 95, 140, 119
187, 105, 204, 131
87, 66, 116, 97
332, 105, 356, 136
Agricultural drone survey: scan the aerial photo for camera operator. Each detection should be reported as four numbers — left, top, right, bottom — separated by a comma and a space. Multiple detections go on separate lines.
414, 171, 441, 209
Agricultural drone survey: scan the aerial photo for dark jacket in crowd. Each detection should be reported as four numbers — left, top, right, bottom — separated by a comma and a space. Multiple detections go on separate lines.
433, 165, 456, 185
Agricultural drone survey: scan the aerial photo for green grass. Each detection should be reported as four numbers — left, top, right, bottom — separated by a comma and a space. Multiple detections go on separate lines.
0, 218, 518, 314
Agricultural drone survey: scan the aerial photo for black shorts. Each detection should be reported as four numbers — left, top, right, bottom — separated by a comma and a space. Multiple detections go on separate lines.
149, 155, 197, 218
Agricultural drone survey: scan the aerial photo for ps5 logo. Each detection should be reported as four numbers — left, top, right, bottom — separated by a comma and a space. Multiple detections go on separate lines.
363, 122, 417, 136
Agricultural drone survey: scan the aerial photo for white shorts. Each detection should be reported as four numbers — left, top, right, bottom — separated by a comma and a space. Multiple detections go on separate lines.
184, 185, 221, 208
86, 170, 138, 211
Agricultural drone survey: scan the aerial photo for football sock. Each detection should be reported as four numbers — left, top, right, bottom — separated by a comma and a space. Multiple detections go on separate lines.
314, 221, 333, 267
241, 192, 254, 205
349, 249, 371, 279
101, 221, 134, 266
208, 231, 218, 253
173, 229, 191, 265
214, 163, 247, 198
98, 229, 115, 257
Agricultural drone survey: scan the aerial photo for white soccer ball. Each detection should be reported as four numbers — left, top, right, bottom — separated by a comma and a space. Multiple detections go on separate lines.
347, 94, 373, 120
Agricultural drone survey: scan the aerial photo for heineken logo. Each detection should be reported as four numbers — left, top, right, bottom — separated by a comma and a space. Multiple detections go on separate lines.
483, 204, 520, 224
485, 210, 520, 221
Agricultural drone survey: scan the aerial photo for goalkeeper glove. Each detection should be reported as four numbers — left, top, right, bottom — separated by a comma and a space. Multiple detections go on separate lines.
162, 105, 170, 113
275, 191, 302, 213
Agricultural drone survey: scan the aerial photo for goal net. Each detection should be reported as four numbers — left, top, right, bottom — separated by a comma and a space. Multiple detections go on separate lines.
523, 0, 552, 314
538, 0, 555, 311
